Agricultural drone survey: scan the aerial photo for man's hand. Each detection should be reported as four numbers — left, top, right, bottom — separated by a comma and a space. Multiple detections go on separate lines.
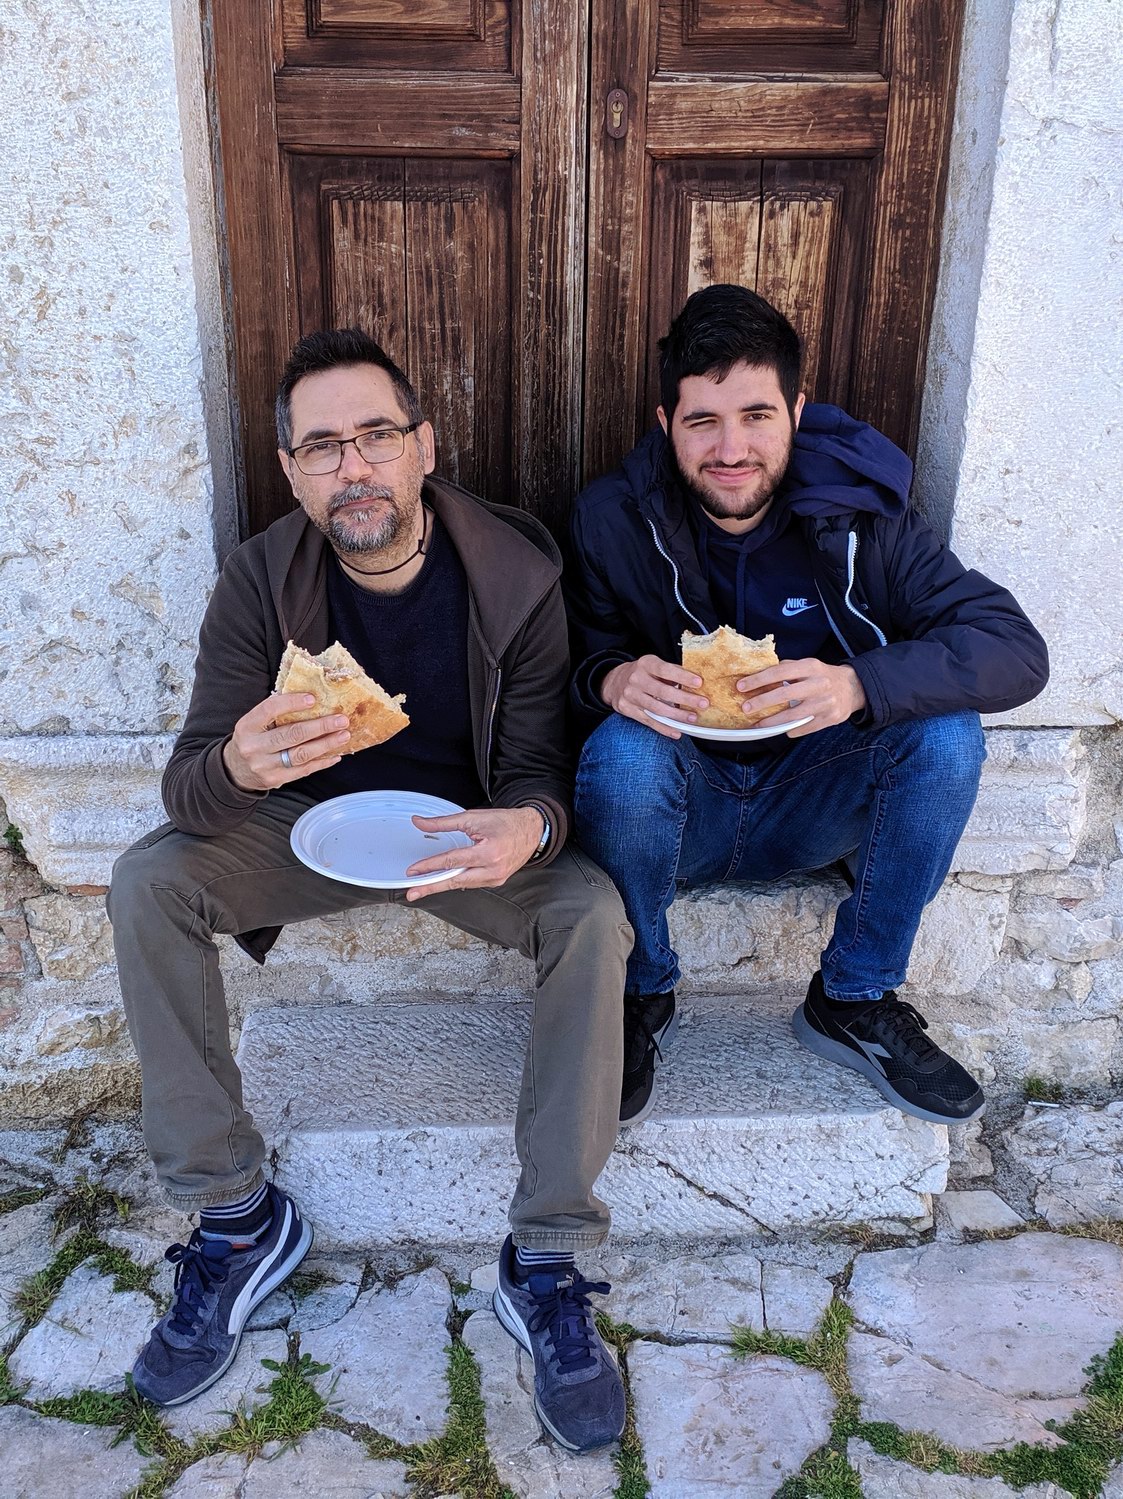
222, 693, 352, 791
405, 806, 545, 901
601, 655, 709, 740
738, 659, 867, 738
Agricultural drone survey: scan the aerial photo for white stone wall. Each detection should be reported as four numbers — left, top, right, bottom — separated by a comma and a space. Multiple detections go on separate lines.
0, 0, 218, 738
919, 0, 1123, 729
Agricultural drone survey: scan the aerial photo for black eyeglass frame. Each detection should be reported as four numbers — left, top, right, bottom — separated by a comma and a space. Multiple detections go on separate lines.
286, 421, 422, 474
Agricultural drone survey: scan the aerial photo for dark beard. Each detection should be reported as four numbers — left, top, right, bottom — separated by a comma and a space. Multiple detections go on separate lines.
669, 440, 792, 524
324, 483, 402, 554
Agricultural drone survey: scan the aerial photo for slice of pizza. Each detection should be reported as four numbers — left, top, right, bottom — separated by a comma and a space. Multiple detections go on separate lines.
273, 641, 409, 753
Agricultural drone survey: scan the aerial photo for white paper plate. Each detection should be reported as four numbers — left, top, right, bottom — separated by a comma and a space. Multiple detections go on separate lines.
290, 791, 473, 889
645, 711, 814, 742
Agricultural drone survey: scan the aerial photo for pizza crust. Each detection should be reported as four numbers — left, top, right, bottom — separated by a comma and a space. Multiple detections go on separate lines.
273, 641, 409, 753
680, 625, 783, 728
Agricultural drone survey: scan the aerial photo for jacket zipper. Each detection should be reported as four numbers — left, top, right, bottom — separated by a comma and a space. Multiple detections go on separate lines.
844, 532, 888, 646
483, 666, 501, 794
644, 517, 708, 634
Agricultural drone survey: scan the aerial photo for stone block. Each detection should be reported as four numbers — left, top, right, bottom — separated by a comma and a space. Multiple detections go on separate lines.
463, 1311, 619, 1497
847, 1234, 1123, 1449
936, 1189, 1025, 1235
1002, 1103, 1123, 1225
669, 876, 838, 988
299, 1267, 451, 1443
239, 995, 947, 1247
0, 1200, 62, 1344
0, 848, 44, 907
1006, 899, 1122, 964
25, 893, 115, 981
243, 1432, 411, 1498
907, 882, 1009, 994
599, 1252, 765, 1340
629, 1342, 834, 1496
949, 731, 1087, 874
947, 1119, 994, 1182
0, 1405, 147, 1497
8, 1262, 155, 1398
0, 735, 174, 886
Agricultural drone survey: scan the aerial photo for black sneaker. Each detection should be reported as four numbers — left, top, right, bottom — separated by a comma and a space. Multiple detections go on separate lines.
492, 1235, 625, 1452
131, 1184, 312, 1406
620, 991, 677, 1125
792, 972, 985, 1124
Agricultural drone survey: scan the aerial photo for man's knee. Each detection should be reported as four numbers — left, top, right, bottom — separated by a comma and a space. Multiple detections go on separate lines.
911, 711, 985, 780
577, 714, 687, 801
536, 851, 632, 954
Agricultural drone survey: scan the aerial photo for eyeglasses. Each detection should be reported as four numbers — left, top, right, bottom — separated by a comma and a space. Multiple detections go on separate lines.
287, 422, 422, 475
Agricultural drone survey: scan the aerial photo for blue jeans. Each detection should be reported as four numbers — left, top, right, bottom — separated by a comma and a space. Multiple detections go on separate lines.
574, 711, 986, 1001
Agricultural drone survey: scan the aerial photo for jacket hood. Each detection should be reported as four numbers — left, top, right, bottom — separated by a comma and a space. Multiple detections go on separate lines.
617, 403, 911, 525
785, 403, 911, 519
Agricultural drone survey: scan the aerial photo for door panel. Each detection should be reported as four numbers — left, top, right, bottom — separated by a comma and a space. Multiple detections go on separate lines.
289, 156, 513, 504
279, 0, 511, 70
585, 0, 963, 481
212, 0, 584, 535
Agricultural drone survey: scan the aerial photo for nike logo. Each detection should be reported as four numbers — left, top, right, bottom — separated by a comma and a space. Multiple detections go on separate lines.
781, 598, 819, 617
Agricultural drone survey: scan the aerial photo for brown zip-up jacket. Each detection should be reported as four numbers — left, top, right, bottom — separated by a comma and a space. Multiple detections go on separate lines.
162, 477, 572, 876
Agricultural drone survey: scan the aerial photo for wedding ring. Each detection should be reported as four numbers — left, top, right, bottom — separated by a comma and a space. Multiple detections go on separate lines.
279, 748, 292, 769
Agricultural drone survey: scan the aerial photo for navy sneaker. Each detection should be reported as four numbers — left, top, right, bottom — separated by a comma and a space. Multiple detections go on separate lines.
492, 1235, 625, 1452
131, 1184, 312, 1406
620, 991, 677, 1126
792, 972, 985, 1124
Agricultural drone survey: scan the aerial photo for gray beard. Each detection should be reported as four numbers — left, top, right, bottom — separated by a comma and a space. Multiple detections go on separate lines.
324, 483, 402, 554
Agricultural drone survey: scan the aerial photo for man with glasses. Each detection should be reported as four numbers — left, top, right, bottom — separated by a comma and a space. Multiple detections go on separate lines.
108, 328, 630, 1451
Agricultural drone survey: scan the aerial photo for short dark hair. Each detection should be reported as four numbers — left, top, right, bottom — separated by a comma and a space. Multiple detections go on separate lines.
275, 327, 423, 449
658, 284, 802, 419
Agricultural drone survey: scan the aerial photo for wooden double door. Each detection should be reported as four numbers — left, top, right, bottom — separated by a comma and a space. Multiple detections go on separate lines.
211, 0, 964, 536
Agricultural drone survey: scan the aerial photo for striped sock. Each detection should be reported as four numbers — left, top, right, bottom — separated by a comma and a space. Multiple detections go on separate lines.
199, 1182, 272, 1245
514, 1244, 575, 1284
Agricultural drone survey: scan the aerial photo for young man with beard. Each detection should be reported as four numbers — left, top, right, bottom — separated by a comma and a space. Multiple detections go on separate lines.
108, 329, 629, 1451
567, 284, 1048, 1127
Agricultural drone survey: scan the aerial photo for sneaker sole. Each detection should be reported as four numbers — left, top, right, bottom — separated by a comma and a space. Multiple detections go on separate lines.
791, 1004, 986, 1125
491, 1282, 620, 1454
619, 1008, 680, 1129
152, 1208, 315, 1408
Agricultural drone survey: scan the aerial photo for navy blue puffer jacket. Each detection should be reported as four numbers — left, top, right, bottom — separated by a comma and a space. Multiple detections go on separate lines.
565, 404, 1049, 733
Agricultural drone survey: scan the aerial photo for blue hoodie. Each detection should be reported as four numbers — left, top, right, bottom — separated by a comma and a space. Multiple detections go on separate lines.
565, 404, 1049, 733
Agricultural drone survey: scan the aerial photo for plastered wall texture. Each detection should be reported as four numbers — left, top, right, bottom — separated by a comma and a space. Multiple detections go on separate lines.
0, 0, 1119, 1152
930, 0, 1123, 729
0, 0, 218, 738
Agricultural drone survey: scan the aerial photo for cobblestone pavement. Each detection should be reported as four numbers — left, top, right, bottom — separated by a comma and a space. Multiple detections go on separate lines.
1, 1116, 1121, 1498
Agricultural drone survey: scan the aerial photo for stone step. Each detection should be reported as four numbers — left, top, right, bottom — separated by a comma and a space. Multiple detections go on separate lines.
237, 992, 948, 1249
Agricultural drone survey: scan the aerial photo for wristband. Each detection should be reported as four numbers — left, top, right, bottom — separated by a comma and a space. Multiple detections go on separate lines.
525, 802, 552, 863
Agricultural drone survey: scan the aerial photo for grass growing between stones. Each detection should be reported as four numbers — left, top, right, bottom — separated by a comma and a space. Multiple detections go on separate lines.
52, 1172, 132, 1235
403, 1337, 515, 1499
11, 1230, 158, 1328
596, 1315, 651, 1499
759, 1287, 1123, 1499
1023, 1075, 1067, 1103
0, 1186, 48, 1215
